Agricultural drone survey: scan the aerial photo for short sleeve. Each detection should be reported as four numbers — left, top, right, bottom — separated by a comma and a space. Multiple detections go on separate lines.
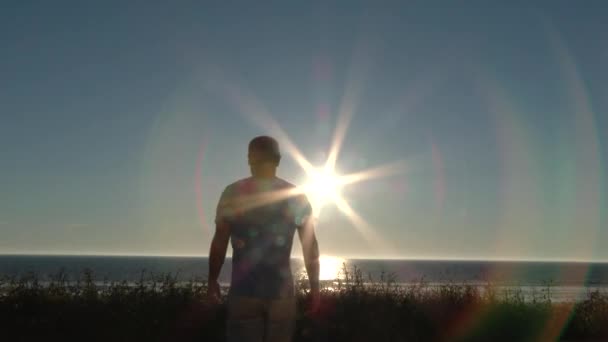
215, 186, 235, 224
292, 194, 313, 228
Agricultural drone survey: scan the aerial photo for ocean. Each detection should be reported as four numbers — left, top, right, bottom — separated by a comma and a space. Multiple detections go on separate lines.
1, 255, 608, 302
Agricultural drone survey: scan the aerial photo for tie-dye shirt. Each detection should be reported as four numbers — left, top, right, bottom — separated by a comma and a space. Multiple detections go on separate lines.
215, 177, 312, 299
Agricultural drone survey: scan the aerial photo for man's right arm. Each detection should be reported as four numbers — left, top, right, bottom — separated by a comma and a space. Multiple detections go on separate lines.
208, 221, 230, 300
207, 187, 232, 301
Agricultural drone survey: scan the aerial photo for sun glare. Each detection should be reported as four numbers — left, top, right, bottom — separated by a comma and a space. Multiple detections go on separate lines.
303, 167, 343, 212
213, 68, 407, 254
319, 255, 346, 280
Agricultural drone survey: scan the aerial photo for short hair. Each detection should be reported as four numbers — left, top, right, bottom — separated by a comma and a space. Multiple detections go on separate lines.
248, 136, 281, 165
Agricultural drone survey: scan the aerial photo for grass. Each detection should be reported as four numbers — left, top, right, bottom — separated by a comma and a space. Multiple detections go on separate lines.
1, 266, 607, 341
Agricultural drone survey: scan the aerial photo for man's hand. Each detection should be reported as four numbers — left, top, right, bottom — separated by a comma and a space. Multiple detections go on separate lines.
207, 279, 221, 304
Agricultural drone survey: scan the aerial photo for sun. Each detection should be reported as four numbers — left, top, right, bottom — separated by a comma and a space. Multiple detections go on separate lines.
303, 167, 343, 213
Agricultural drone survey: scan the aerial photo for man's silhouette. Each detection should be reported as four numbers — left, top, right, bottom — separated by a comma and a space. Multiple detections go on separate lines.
208, 136, 320, 342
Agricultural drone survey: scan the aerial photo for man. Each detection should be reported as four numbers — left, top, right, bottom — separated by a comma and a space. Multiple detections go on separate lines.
208, 136, 320, 342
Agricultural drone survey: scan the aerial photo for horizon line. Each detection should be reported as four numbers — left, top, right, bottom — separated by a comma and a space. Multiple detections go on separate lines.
1, 252, 607, 263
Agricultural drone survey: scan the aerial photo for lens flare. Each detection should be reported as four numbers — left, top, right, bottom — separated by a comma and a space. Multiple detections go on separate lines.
207, 47, 405, 255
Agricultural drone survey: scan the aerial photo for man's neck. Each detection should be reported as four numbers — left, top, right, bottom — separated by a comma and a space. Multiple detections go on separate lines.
251, 164, 277, 178
251, 170, 276, 179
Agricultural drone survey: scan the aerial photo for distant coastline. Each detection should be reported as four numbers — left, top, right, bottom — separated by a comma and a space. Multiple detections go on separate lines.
2, 252, 607, 263
2, 254, 608, 289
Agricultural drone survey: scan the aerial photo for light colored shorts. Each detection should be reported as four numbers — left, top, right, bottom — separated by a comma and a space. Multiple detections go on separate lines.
227, 296, 296, 342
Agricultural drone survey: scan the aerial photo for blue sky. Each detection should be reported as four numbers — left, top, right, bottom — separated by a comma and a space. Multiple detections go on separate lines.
1, 1, 606, 260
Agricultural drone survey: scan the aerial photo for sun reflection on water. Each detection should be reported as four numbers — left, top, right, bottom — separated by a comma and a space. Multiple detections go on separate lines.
319, 255, 346, 281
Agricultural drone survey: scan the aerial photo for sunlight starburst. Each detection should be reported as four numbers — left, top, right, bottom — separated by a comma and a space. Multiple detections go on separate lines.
301, 167, 343, 213
211, 64, 406, 254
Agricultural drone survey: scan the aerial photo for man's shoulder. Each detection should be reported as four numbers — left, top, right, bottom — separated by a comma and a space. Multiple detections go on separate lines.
224, 177, 296, 190
222, 177, 253, 193
274, 178, 311, 209
276, 178, 309, 203
221, 177, 308, 202
274, 177, 297, 189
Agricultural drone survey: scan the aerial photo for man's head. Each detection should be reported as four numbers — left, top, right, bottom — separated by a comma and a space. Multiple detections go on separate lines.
248, 136, 281, 177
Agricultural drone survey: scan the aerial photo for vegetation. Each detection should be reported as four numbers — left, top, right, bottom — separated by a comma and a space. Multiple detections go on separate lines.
1, 266, 607, 341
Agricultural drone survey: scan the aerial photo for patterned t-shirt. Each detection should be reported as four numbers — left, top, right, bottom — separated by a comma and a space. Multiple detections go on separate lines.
215, 176, 312, 299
